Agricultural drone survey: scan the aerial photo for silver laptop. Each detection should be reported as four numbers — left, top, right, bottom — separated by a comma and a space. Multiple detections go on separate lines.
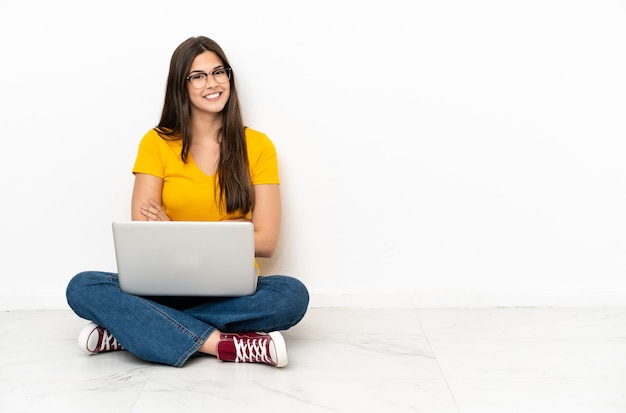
112, 221, 258, 296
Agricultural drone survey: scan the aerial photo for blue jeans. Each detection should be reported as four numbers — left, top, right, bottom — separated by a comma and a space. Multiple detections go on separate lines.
66, 271, 309, 367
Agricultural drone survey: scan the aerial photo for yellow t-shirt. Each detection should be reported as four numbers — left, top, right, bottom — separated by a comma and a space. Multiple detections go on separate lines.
132, 127, 280, 221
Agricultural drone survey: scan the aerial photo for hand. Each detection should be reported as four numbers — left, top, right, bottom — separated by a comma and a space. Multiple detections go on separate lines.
140, 200, 171, 221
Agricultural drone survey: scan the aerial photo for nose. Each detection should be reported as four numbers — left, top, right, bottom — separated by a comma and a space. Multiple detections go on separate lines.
205, 73, 219, 88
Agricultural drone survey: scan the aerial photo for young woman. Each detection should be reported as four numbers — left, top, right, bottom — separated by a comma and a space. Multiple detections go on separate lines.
66, 36, 309, 368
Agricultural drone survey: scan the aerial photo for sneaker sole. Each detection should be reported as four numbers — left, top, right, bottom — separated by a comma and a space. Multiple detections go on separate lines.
269, 331, 288, 367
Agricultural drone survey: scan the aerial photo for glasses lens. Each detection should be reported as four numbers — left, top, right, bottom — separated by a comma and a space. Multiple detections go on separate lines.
213, 68, 230, 84
189, 73, 208, 88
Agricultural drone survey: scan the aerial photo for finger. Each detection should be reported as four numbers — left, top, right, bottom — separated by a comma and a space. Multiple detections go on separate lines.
140, 205, 151, 217
140, 205, 156, 221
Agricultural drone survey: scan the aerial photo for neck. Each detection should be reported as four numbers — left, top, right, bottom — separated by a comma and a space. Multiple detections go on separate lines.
190, 113, 223, 144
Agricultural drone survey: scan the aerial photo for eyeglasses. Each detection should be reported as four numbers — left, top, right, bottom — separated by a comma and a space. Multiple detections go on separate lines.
186, 67, 232, 88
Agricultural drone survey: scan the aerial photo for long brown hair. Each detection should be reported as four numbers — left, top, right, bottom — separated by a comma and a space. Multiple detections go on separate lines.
155, 36, 254, 215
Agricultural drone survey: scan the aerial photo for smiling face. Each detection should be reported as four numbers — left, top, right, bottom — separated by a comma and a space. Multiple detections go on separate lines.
187, 51, 231, 119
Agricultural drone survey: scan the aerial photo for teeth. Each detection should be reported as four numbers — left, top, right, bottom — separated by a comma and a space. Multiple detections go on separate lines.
205, 93, 220, 99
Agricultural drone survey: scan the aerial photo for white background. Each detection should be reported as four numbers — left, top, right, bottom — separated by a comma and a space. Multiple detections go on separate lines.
1, 1, 625, 309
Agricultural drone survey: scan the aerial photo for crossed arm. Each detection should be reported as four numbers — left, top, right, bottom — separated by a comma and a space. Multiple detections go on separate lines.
131, 173, 281, 258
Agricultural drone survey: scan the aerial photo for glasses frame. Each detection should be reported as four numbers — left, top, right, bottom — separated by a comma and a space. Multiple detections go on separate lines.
185, 67, 232, 88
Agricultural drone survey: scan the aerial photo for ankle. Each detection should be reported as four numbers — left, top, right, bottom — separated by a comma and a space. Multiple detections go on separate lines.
198, 330, 221, 356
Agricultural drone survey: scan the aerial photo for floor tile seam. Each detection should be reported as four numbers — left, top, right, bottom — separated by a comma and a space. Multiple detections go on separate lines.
424, 336, 626, 341
283, 336, 428, 345
0, 377, 154, 385
445, 375, 626, 381
414, 310, 463, 413
418, 306, 626, 309
443, 374, 626, 380
128, 366, 156, 411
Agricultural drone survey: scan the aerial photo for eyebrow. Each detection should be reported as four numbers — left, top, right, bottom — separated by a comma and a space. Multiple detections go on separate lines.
189, 65, 225, 74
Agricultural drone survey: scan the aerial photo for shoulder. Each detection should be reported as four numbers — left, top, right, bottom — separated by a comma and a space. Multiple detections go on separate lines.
138, 129, 182, 152
244, 128, 280, 182
140, 128, 179, 143
245, 127, 274, 147
245, 128, 276, 156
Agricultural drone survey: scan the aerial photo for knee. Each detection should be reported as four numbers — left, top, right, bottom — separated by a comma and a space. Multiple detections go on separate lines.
290, 277, 310, 323
66, 271, 116, 307
66, 271, 95, 299
267, 275, 310, 324
289, 277, 310, 313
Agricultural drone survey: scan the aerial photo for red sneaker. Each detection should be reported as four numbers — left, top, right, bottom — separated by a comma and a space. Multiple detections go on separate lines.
216, 331, 288, 367
78, 322, 124, 354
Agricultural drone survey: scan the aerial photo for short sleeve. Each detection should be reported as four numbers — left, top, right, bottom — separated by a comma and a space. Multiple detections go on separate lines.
132, 130, 167, 178
246, 129, 280, 185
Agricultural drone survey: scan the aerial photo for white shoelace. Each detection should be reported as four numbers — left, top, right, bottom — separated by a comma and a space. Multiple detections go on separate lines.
99, 329, 121, 351
233, 336, 273, 364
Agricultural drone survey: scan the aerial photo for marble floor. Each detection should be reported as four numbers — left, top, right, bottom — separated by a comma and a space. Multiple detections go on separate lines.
1, 307, 625, 412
